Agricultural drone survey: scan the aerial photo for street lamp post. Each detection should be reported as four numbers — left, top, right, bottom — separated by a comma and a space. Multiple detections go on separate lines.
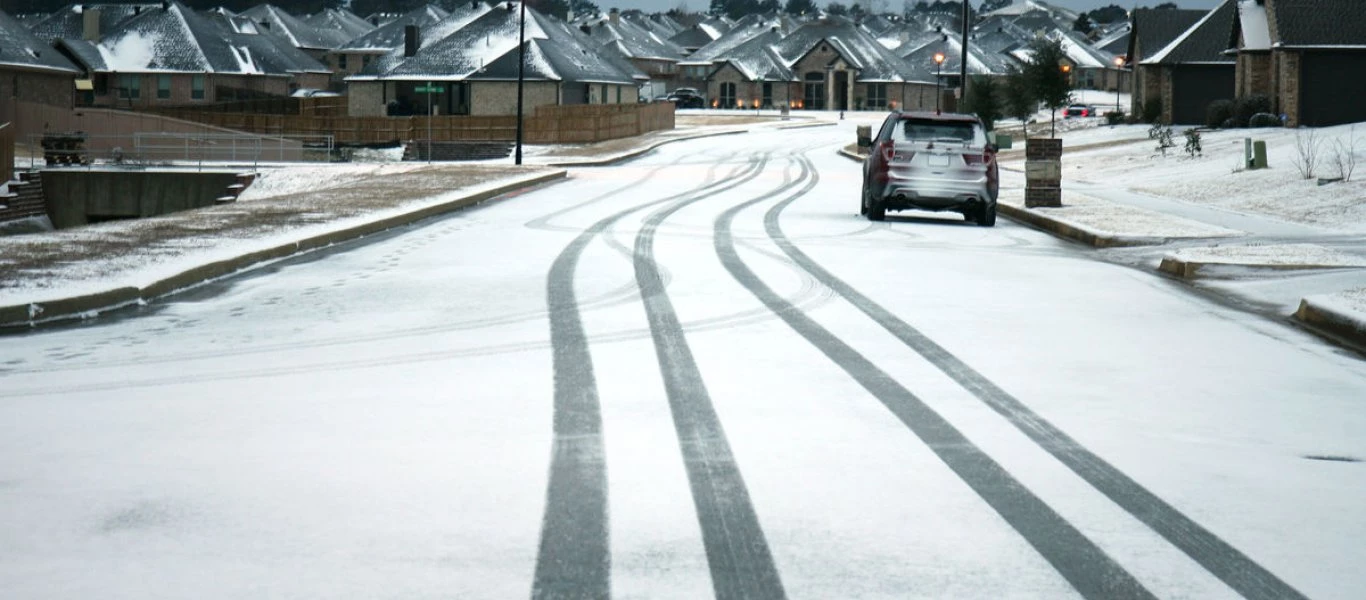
1113, 56, 1125, 114
933, 52, 946, 113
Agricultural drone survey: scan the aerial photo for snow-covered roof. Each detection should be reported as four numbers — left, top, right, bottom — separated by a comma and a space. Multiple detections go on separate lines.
983, 0, 1079, 22
1128, 7, 1206, 60
304, 8, 376, 41
1144, 0, 1236, 65
349, 3, 635, 86
586, 13, 686, 62
682, 14, 789, 64
1266, 0, 1366, 48
1050, 29, 1116, 68
240, 4, 351, 51
26, 3, 159, 45
339, 4, 457, 53
0, 9, 80, 74
84, 1, 323, 76
900, 32, 1015, 76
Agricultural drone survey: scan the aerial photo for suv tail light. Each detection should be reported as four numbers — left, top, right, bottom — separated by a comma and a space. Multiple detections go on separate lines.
879, 140, 895, 163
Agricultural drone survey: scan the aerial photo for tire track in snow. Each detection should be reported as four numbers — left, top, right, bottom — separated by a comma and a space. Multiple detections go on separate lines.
757, 159, 1307, 600
533, 152, 771, 599
714, 153, 1157, 600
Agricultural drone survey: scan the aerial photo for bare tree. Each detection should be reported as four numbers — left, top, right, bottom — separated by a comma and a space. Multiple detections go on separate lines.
1329, 126, 1359, 182
1292, 128, 1322, 180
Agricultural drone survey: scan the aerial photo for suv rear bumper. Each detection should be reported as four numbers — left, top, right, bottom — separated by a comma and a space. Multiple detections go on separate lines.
878, 177, 994, 211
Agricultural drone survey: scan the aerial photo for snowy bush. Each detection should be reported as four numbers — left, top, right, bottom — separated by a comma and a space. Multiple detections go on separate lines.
1183, 129, 1202, 157
1234, 94, 1273, 127
1249, 113, 1281, 128
1205, 99, 1234, 128
1329, 126, 1358, 182
1142, 97, 1163, 124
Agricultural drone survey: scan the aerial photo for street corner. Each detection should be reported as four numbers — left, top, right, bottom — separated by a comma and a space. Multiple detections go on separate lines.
1296, 289, 1366, 354
1158, 243, 1366, 280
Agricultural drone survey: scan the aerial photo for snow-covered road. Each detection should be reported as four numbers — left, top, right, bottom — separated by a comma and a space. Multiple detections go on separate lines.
2, 122, 1364, 599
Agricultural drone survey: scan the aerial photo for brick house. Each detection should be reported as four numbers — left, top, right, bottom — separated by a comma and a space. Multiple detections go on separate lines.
1138, 0, 1238, 125
0, 9, 80, 125
1126, 7, 1207, 117
345, 3, 639, 117
1231, 0, 1366, 127
50, 1, 330, 108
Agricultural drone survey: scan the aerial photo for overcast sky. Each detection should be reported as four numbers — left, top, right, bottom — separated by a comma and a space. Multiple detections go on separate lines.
599, 1, 1221, 15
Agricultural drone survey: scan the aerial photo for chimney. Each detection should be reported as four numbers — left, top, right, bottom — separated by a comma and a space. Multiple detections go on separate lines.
609, 7, 619, 25
82, 8, 101, 41
404, 25, 419, 57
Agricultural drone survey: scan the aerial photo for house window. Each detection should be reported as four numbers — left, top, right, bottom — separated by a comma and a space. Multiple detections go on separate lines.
719, 82, 737, 107
867, 83, 886, 109
192, 74, 205, 100
762, 82, 772, 107
362, 55, 371, 66
616, 86, 621, 104
157, 75, 171, 99
803, 72, 825, 110
601, 84, 608, 104
338, 54, 348, 70
118, 74, 140, 99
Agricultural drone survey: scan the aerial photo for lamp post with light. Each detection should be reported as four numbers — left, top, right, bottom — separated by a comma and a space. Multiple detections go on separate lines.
933, 51, 946, 113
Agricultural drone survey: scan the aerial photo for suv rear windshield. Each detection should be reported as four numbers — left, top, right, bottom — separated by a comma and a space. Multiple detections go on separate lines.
894, 118, 984, 145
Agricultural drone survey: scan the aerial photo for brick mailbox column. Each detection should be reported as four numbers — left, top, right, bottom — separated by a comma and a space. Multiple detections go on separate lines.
1024, 138, 1062, 208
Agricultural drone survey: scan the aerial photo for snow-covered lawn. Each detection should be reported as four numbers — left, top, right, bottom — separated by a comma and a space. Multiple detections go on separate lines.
1165, 243, 1366, 268
1056, 122, 1366, 232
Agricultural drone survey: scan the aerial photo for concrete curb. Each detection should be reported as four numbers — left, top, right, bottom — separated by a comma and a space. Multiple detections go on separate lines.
0, 170, 567, 331
1159, 257, 1363, 279
995, 203, 1157, 248
1295, 298, 1366, 355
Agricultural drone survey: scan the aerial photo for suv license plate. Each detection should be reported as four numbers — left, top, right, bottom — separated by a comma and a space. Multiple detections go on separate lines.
929, 154, 951, 167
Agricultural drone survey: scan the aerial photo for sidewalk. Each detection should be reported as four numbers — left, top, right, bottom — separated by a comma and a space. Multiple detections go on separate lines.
840, 121, 1366, 353
0, 113, 831, 329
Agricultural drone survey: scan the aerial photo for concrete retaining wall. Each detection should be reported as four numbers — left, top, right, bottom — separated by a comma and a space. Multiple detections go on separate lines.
41, 170, 242, 229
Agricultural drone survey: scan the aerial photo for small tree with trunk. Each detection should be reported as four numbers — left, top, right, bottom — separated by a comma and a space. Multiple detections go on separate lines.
1024, 37, 1073, 137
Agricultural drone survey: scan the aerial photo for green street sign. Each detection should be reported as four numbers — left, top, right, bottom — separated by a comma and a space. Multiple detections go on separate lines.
415, 86, 443, 93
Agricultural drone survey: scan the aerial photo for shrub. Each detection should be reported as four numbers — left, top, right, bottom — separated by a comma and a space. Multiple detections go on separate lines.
1142, 97, 1163, 123
1206, 99, 1235, 128
1221, 117, 1237, 129
1183, 129, 1202, 157
1233, 94, 1273, 127
1105, 111, 1124, 125
1249, 112, 1281, 128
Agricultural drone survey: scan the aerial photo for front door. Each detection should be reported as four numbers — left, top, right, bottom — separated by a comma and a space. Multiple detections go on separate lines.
834, 71, 849, 111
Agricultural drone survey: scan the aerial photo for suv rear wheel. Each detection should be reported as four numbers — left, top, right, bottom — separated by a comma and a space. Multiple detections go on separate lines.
863, 187, 885, 221
976, 202, 997, 227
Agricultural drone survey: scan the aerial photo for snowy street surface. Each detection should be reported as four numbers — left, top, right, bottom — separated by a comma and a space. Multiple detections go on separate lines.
3, 118, 1366, 599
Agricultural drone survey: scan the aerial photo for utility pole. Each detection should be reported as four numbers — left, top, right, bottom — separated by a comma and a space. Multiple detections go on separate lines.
960, 0, 970, 111
514, 0, 526, 165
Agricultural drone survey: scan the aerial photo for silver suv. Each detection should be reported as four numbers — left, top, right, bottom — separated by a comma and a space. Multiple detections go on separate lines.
860, 111, 1000, 226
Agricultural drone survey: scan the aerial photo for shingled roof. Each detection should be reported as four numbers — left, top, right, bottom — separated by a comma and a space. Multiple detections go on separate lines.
349, 3, 636, 85
339, 4, 454, 52
27, 3, 158, 44
1267, 0, 1366, 48
1127, 7, 1207, 60
1144, 0, 1236, 65
0, 9, 80, 74
240, 4, 351, 51
80, 1, 324, 76
304, 8, 375, 41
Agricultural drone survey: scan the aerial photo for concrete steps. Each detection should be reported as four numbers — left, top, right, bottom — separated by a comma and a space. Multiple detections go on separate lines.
0, 172, 47, 222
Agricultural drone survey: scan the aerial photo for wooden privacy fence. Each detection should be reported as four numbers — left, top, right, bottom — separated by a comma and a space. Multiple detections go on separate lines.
154, 102, 675, 146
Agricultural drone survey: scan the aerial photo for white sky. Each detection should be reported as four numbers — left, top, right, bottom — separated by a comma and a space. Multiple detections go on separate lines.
604, 0, 1222, 14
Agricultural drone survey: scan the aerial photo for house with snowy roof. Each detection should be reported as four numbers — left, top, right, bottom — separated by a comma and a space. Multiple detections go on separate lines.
1138, 0, 1236, 125
1126, 7, 1207, 119
344, 2, 640, 118
1230, 0, 1366, 127
304, 8, 375, 43
330, 4, 452, 86
584, 8, 686, 98
26, 3, 160, 45
699, 16, 937, 112
0, 8, 80, 125
240, 4, 356, 62
50, 1, 329, 109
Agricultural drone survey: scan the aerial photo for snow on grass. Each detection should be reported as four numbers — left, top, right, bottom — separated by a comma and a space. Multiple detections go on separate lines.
998, 187, 1241, 240
1166, 243, 1366, 267
1303, 287, 1366, 334
237, 162, 432, 201
1056, 122, 1366, 232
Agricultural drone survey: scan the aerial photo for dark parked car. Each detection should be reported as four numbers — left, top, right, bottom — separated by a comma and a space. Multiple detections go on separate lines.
667, 88, 706, 109
860, 111, 1000, 226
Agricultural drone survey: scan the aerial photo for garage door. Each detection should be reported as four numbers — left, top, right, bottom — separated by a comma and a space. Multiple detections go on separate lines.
1171, 66, 1236, 125
1300, 52, 1366, 126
